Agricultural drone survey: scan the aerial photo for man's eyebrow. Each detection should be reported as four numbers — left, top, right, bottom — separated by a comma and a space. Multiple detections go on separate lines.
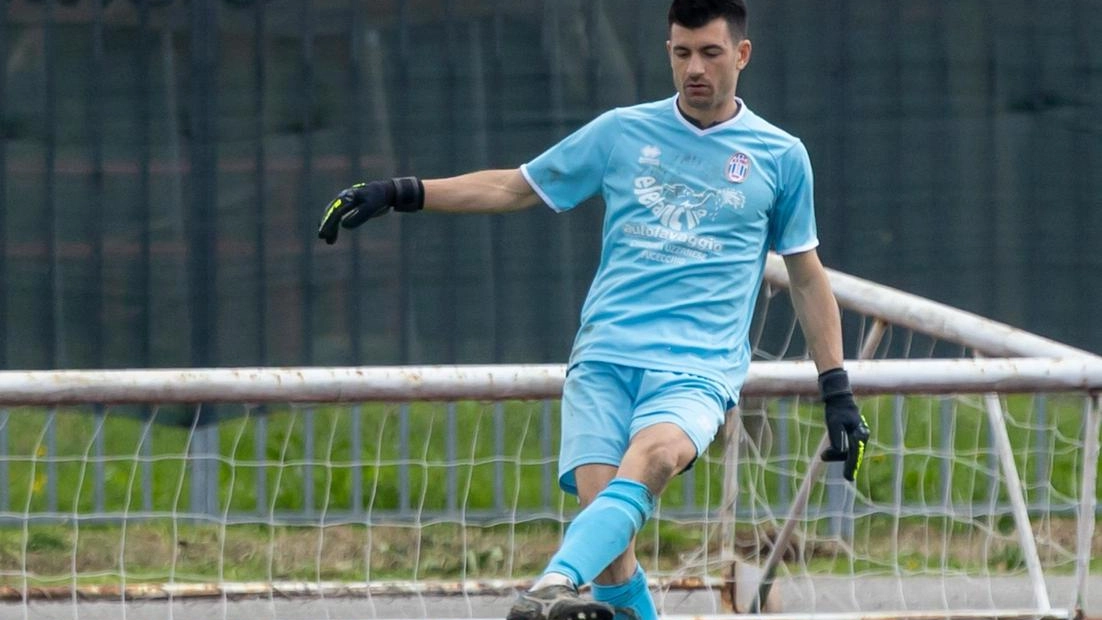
671, 43, 726, 52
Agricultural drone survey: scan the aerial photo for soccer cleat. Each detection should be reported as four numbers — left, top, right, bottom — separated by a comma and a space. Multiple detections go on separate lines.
506, 584, 615, 620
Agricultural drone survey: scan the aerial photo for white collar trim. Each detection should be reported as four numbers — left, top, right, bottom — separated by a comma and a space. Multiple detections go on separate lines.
672, 94, 746, 135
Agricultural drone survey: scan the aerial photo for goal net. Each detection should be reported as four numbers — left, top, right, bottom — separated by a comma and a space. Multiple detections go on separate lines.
0, 257, 1098, 620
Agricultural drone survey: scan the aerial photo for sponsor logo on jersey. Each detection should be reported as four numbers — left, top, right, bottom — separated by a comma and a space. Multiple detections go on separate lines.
627, 175, 750, 264
633, 176, 746, 232
726, 152, 751, 183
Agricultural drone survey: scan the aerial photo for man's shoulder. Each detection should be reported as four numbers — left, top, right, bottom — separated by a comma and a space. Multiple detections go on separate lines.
608, 96, 678, 122
737, 106, 804, 154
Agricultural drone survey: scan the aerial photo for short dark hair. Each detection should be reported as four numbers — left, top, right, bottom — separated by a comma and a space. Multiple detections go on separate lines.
667, 0, 748, 40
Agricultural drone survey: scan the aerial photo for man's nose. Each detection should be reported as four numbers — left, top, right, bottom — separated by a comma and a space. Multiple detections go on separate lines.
686, 54, 705, 76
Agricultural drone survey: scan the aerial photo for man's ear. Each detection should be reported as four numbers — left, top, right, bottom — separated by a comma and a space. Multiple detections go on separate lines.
737, 39, 752, 71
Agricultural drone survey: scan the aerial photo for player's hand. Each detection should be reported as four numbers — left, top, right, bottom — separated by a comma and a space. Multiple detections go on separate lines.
317, 177, 424, 245
818, 368, 870, 482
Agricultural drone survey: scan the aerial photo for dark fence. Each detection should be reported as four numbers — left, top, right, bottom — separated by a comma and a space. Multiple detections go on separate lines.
1, 0, 1099, 371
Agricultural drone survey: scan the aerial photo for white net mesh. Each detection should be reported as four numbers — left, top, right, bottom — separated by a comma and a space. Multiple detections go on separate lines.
0, 262, 1098, 620
0, 389, 1095, 618
695, 391, 1093, 614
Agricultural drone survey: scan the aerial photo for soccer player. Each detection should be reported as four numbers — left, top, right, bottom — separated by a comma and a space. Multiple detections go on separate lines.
318, 1, 869, 620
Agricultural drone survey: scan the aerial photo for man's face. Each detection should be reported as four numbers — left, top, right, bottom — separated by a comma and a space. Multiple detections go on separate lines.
667, 17, 751, 115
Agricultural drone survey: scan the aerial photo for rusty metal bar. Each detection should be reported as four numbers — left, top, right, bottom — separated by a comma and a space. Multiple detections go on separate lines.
0, 357, 1100, 405
764, 254, 1097, 360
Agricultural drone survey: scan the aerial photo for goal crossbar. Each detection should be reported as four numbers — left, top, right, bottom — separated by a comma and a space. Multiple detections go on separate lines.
0, 357, 1099, 405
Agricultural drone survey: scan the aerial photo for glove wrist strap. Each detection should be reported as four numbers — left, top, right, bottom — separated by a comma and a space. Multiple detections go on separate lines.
818, 367, 852, 402
391, 177, 425, 212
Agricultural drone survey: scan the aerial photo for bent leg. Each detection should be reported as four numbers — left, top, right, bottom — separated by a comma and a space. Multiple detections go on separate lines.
575, 464, 636, 585
542, 475, 654, 588
514, 365, 723, 620
572, 423, 698, 584
510, 464, 645, 620
573, 467, 658, 620
544, 422, 700, 588
569, 425, 698, 620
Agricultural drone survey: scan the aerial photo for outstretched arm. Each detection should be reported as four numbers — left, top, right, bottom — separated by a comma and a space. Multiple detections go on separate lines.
318, 168, 540, 244
423, 169, 541, 213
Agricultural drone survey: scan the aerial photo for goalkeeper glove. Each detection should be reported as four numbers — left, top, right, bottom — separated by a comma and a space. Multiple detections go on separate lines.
317, 177, 424, 245
818, 368, 870, 482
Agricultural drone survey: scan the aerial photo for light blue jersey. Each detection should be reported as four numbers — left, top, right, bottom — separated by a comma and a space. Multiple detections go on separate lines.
521, 95, 818, 404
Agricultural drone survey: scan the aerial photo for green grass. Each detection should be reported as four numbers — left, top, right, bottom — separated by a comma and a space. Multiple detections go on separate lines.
1, 517, 1096, 588
0, 393, 1098, 586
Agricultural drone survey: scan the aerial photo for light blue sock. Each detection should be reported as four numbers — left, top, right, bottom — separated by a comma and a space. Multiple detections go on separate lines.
543, 478, 654, 587
591, 565, 658, 620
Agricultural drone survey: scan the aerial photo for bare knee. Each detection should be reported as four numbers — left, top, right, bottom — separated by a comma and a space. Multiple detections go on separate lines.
618, 423, 697, 494
635, 441, 682, 482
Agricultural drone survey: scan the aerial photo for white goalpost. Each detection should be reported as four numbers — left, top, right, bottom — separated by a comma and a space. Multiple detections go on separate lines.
0, 258, 1098, 620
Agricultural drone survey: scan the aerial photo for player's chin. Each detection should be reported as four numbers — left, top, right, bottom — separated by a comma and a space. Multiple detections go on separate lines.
681, 94, 715, 109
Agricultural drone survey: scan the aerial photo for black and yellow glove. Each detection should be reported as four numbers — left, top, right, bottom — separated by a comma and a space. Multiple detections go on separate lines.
317, 177, 424, 244
818, 368, 870, 482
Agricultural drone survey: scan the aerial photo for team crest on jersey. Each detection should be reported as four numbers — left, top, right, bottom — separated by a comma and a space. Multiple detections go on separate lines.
725, 152, 751, 183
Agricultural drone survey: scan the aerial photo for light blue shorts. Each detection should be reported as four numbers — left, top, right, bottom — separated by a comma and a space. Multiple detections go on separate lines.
557, 361, 729, 495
